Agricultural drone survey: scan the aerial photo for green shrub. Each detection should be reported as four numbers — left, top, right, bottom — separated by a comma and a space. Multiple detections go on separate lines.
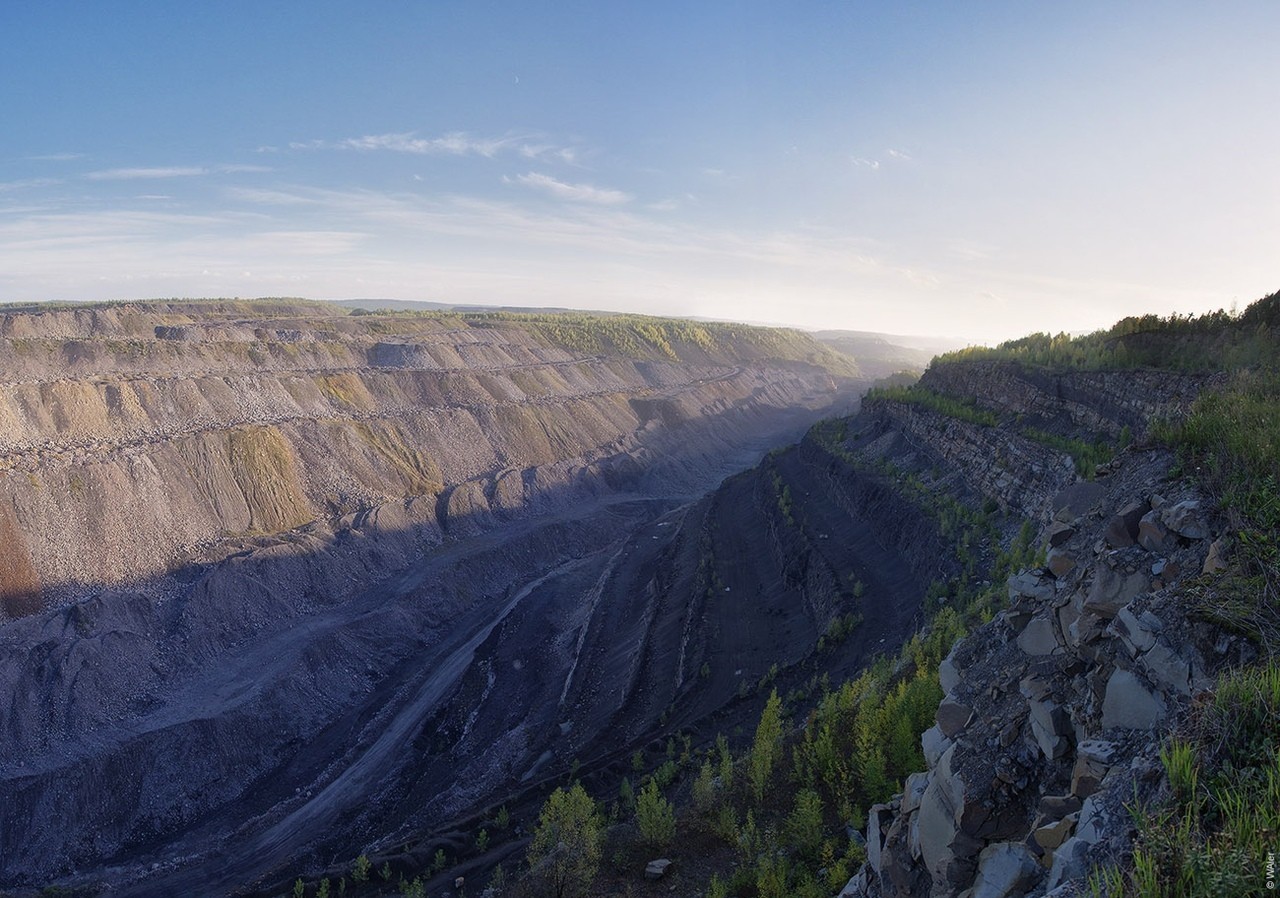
636, 780, 677, 850
1102, 662, 1280, 895
749, 689, 785, 802
526, 783, 602, 898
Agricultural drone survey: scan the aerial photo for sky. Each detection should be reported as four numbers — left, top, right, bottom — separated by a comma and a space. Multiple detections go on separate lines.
1, 2, 1277, 343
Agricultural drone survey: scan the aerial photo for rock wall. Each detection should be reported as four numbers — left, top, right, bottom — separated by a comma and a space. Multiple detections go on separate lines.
919, 359, 1217, 440
836, 362, 1246, 898
0, 302, 857, 615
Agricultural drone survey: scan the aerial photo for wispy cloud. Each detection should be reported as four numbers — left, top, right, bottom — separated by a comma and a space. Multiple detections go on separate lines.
86, 167, 209, 181
332, 132, 515, 157
0, 178, 61, 192
509, 172, 631, 205
853, 148, 913, 170
291, 130, 581, 163
518, 143, 578, 164
85, 164, 271, 181
27, 152, 84, 162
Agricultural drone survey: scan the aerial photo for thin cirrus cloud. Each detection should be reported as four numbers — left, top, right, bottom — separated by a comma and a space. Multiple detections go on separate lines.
289, 130, 580, 163
852, 148, 913, 170
86, 167, 208, 181
85, 164, 272, 181
508, 172, 631, 205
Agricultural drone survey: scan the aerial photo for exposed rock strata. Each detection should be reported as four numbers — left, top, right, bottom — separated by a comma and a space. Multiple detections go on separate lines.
0, 302, 856, 614
841, 369, 1247, 898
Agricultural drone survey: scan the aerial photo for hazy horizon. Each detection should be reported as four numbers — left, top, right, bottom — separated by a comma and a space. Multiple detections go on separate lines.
3, 2, 1277, 343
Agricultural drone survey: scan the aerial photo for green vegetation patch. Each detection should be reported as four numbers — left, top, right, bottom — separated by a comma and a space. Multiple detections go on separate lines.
460, 310, 861, 375
351, 420, 445, 497
227, 426, 312, 534
1158, 370, 1280, 641
1093, 662, 1280, 897
863, 384, 999, 427
939, 290, 1280, 373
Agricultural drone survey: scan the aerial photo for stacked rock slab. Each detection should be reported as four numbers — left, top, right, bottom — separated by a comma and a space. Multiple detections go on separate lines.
846, 444, 1250, 898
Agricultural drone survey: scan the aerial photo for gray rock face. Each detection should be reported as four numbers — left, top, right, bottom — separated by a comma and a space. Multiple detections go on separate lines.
1162, 500, 1209, 539
1017, 617, 1061, 656
1137, 509, 1170, 552
1101, 669, 1166, 730
851, 409, 1236, 898
1084, 565, 1149, 618
936, 700, 974, 738
1105, 500, 1149, 548
1008, 571, 1055, 603
1046, 547, 1076, 578
970, 842, 1042, 898
1028, 698, 1073, 760
916, 745, 967, 886
922, 725, 952, 770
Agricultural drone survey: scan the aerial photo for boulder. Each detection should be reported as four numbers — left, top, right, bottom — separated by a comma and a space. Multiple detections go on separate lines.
1203, 536, 1231, 574
644, 858, 672, 880
1075, 796, 1108, 845
1046, 837, 1091, 890
1045, 521, 1076, 548
1142, 642, 1196, 696
917, 745, 967, 886
937, 700, 974, 738
1137, 510, 1170, 552
1033, 814, 1077, 851
1028, 698, 1073, 760
1067, 610, 1106, 647
1084, 566, 1148, 618
1038, 794, 1082, 818
903, 771, 930, 815
1101, 669, 1166, 730
1162, 500, 1209, 539
922, 725, 952, 769
837, 870, 869, 897
1105, 501, 1149, 548
1045, 548, 1076, 578
1017, 617, 1060, 656
970, 842, 1042, 898
1070, 754, 1108, 798
1052, 482, 1106, 518
867, 803, 894, 872
1077, 739, 1120, 765
1113, 605, 1158, 654
939, 648, 962, 695
1008, 570, 1055, 602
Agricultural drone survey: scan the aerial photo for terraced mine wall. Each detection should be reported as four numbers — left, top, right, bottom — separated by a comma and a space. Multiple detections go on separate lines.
0, 302, 856, 616
0, 301, 867, 893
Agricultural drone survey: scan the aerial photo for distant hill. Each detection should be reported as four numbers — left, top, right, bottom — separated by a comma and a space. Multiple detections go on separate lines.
335, 297, 593, 316
335, 299, 966, 379
810, 328, 966, 379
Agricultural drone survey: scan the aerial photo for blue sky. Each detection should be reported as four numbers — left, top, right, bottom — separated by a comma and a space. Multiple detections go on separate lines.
2, 2, 1277, 341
